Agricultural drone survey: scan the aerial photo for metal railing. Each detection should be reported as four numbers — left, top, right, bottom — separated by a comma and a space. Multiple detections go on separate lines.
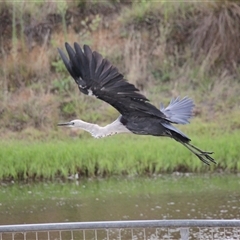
0, 219, 240, 240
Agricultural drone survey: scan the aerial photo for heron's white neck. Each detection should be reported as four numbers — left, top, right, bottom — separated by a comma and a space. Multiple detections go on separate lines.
73, 118, 130, 138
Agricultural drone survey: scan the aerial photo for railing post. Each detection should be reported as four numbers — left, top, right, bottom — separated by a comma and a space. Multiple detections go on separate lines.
180, 228, 189, 240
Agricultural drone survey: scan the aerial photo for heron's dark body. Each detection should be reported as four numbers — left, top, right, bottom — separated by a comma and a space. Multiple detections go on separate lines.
121, 115, 167, 136
119, 115, 188, 142
58, 42, 215, 165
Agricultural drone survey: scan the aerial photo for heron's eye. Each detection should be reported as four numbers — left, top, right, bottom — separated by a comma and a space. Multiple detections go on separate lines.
72, 122, 75, 125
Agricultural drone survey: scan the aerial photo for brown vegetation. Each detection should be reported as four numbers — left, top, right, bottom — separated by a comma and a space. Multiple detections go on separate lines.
0, 0, 240, 138
191, 1, 240, 73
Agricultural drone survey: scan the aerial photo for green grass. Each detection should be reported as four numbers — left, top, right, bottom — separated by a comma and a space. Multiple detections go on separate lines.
1, 127, 240, 181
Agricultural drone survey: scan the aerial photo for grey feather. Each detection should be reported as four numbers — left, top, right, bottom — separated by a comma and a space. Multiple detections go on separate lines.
160, 96, 194, 124
161, 122, 190, 140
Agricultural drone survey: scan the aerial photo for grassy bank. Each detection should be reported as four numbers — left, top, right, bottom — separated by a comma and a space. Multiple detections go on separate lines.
1, 127, 240, 181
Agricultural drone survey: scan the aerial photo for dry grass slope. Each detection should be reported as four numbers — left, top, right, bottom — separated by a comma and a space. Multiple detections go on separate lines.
0, 0, 239, 136
191, 1, 240, 73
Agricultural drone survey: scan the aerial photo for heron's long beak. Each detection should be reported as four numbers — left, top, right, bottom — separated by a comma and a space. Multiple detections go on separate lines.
58, 122, 73, 126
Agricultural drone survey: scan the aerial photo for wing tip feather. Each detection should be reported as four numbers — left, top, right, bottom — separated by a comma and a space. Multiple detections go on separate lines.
58, 42, 150, 114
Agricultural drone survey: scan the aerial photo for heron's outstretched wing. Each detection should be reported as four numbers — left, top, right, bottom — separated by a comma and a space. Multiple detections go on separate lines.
58, 42, 166, 118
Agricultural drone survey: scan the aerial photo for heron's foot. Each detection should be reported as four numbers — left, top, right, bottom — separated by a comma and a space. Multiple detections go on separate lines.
196, 151, 216, 165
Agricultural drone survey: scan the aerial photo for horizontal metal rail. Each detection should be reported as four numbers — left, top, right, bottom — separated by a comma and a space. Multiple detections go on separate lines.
1, 219, 240, 233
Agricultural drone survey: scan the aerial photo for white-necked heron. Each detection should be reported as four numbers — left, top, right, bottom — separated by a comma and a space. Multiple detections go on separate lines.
58, 42, 215, 165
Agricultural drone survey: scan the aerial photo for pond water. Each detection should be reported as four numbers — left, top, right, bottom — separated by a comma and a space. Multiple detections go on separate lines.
0, 174, 240, 225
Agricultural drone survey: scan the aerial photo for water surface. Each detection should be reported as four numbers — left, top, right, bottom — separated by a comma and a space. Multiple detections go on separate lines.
0, 174, 240, 224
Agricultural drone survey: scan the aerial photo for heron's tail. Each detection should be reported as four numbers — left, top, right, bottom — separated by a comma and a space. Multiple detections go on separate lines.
162, 122, 216, 165
160, 97, 194, 124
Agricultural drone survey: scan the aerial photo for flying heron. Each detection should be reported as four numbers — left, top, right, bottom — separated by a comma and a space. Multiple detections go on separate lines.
57, 42, 215, 165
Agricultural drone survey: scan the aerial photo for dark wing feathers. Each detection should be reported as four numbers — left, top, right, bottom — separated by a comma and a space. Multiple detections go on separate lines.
93, 51, 103, 74
58, 42, 166, 118
74, 43, 89, 80
58, 47, 77, 79
83, 45, 93, 63
99, 62, 114, 82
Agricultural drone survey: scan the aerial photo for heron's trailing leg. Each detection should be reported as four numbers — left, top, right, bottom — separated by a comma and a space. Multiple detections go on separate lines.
181, 142, 216, 165
162, 122, 216, 165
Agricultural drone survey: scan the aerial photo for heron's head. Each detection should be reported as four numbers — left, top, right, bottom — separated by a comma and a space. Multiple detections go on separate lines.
58, 119, 83, 128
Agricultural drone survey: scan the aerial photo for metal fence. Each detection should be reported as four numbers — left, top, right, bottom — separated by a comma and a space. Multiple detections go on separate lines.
0, 220, 240, 240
